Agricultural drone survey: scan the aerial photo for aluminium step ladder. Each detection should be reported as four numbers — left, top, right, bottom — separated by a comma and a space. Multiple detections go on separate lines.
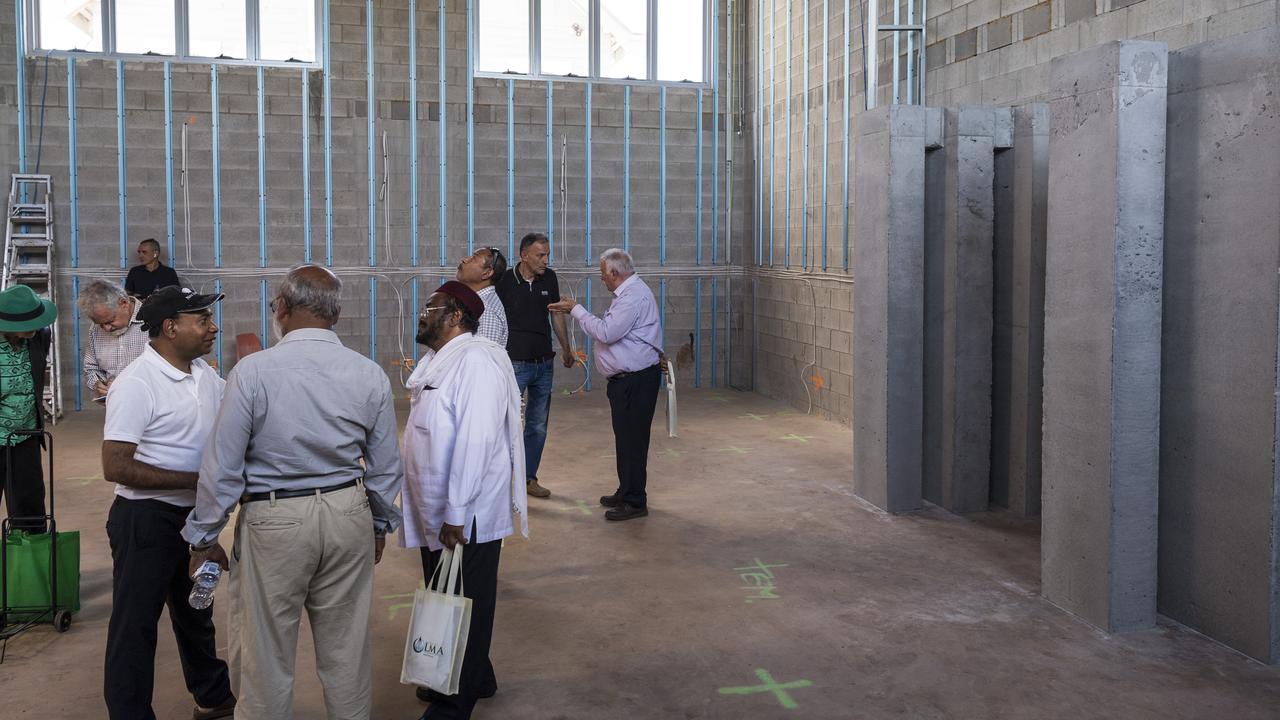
3, 175, 62, 424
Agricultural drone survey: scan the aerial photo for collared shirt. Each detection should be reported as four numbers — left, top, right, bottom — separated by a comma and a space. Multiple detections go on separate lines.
182, 328, 404, 547
0, 337, 35, 446
476, 285, 509, 347
494, 265, 561, 361
83, 298, 147, 391
103, 344, 225, 507
400, 334, 525, 552
570, 273, 662, 377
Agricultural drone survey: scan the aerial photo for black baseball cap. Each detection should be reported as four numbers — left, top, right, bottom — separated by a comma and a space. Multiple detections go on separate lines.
138, 286, 224, 331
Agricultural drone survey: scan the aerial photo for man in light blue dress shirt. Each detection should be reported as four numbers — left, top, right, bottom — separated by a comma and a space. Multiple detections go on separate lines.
550, 248, 663, 521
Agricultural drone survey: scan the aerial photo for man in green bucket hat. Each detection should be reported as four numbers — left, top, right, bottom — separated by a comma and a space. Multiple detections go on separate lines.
0, 283, 57, 533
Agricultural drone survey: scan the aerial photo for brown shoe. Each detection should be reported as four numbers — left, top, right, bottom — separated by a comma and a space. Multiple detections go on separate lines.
526, 478, 551, 498
193, 697, 236, 720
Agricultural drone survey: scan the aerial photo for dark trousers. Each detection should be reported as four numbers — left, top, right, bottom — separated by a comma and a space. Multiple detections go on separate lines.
607, 364, 662, 508
420, 527, 502, 720
1, 435, 46, 533
104, 497, 233, 720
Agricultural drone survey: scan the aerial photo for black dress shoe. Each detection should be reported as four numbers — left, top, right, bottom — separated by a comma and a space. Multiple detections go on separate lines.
599, 493, 624, 508
605, 503, 648, 521
416, 686, 441, 703
416, 681, 496, 704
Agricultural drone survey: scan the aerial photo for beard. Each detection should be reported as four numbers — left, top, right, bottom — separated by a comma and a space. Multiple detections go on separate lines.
415, 317, 438, 347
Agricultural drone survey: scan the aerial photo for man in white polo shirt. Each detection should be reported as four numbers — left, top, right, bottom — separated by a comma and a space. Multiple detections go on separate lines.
101, 286, 236, 720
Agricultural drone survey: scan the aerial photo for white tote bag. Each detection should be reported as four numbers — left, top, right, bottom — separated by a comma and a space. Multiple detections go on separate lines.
400, 545, 472, 694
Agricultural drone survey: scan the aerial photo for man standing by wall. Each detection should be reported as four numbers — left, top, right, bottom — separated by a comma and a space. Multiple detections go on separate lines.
549, 248, 663, 522
101, 286, 235, 720
125, 239, 181, 300
494, 233, 575, 499
455, 247, 508, 346
78, 280, 147, 401
182, 265, 403, 720
0, 285, 57, 533
401, 281, 527, 720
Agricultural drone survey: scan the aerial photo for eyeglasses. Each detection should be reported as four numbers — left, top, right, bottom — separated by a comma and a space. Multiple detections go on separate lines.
418, 306, 451, 321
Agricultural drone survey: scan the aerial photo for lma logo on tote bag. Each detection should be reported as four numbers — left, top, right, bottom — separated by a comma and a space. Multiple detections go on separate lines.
400, 545, 472, 694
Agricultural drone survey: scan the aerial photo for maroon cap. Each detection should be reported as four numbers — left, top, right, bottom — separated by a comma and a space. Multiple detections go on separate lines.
434, 281, 485, 321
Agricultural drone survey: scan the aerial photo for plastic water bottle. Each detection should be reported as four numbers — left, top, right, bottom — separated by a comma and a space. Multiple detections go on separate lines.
189, 561, 222, 610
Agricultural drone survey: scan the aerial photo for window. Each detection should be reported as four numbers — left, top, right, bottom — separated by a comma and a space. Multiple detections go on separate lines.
475, 0, 707, 85
28, 0, 320, 65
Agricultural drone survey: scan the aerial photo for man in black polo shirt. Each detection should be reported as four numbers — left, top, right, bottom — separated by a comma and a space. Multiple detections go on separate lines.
494, 232, 574, 499
125, 238, 181, 300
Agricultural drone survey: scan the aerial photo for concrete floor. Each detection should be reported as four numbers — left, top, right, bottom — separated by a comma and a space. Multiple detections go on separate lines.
1, 387, 1278, 719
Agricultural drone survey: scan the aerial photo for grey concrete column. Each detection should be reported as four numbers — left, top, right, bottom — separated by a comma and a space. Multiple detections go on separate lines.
990, 104, 1049, 518
851, 105, 926, 513
1160, 27, 1280, 664
922, 106, 996, 514
1041, 41, 1167, 633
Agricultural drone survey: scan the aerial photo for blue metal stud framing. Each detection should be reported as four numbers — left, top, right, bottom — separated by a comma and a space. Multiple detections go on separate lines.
821, 0, 829, 271
622, 85, 630, 254
783, 0, 791, 269
211, 65, 222, 268
466, 0, 475, 254
369, 277, 377, 359
506, 79, 515, 259
260, 280, 268, 347
215, 280, 223, 375
116, 60, 127, 268
696, 89, 703, 266
711, 0, 720, 265
769, 0, 776, 266
659, 86, 667, 266
801, 0, 809, 269
257, 67, 267, 269
546, 82, 554, 263
15, 0, 27, 171
695, 278, 702, 387
367, 0, 378, 266
323, 0, 334, 265
409, 1, 418, 268
755, 1, 763, 266
164, 63, 175, 259
67, 58, 79, 269
303, 69, 312, 263
439, 0, 448, 265
584, 83, 592, 265
584, 277, 593, 391
711, 278, 718, 386
842, 0, 851, 271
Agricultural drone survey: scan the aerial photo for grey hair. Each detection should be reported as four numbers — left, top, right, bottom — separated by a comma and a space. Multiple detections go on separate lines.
600, 248, 634, 277
77, 279, 128, 315
278, 264, 343, 322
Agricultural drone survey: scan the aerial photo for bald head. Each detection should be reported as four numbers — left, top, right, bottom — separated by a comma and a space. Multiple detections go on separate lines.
273, 264, 342, 333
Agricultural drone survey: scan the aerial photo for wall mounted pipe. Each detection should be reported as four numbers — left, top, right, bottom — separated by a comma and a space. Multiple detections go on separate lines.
712, 277, 718, 386
367, 0, 378, 265
438, 0, 448, 265
210, 65, 221, 268
695, 277, 703, 387
724, 0, 734, 268
214, 280, 223, 374
369, 277, 377, 359
164, 63, 175, 260
712, 0, 720, 266
116, 60, 127, 268
323, 0, 333, 265
585, 277, 593, 391
260, 280, 268, 346
755, 0, 762, 265
769, 0, 776, 267
302, 69, 312, 263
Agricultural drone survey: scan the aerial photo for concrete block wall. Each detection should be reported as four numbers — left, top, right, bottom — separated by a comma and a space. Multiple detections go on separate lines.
0, 0, 751, 407
923, 0, 1278, 107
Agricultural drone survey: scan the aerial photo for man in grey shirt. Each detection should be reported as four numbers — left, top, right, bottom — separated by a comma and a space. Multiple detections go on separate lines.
182, 265, 403, 720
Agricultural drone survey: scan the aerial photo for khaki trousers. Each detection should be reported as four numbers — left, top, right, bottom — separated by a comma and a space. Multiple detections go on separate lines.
228, 483, 375, 720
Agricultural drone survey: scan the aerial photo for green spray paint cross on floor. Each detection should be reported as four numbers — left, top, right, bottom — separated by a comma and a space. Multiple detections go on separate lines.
718, 668, 813, 710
